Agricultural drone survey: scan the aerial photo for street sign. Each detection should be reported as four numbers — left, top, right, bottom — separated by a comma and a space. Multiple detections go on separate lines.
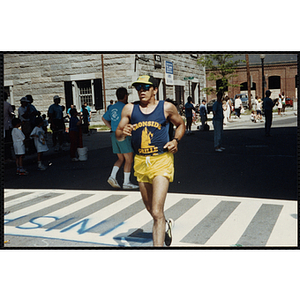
184, 76, 194, 80
165, 61, 174, 85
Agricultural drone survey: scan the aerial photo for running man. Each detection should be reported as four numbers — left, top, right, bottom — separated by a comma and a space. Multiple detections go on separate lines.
115, 75, 185, 247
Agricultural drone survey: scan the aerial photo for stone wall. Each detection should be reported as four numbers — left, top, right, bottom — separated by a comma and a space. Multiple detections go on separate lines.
4, 53, 206, 122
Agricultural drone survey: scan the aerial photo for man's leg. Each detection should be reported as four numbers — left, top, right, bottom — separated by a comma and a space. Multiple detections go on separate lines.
107, 153, 124, 188
265, 111, 271, 135
139, 176, 169, 247
122, 152, 138, 189
111, 153, 124, 178
186, 117, 192, 133
123, 152, 133, 173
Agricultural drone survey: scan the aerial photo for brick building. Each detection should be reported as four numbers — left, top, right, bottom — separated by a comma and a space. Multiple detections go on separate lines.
4, 53, 206, 122
205, 54, 298, 102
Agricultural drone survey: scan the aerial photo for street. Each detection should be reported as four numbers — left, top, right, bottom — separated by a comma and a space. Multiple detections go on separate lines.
3, 110, 298, 247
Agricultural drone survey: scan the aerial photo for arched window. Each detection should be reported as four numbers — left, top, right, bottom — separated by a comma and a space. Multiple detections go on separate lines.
240, 82, 256, 91
268, 76, 281, 89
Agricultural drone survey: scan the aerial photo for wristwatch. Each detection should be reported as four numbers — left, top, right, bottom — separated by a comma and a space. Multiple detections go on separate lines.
173, 137, 180, 144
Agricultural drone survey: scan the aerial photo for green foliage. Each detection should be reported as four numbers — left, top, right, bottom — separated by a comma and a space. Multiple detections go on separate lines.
198, 54, 245, 95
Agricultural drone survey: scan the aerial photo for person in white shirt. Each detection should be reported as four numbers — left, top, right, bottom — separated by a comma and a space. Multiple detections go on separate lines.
277, 95, 283, 115
256, 99, 263, 122
234, 96, 242, 118
12, 118, 28, 175
30, 116, 49, 170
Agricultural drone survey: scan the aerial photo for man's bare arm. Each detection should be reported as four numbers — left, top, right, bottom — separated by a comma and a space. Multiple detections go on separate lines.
102, 117, 111, 130
163, 102, 185, 153
115, 104, 134, 141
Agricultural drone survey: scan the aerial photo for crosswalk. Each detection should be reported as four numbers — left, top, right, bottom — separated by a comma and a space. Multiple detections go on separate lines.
4, 189, 298, 247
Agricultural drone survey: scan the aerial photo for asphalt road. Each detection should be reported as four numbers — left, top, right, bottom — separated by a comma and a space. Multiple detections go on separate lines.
4, 114, 297, 201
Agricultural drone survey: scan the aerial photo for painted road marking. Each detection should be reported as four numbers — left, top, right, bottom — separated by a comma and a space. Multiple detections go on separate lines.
4, 189, 298, 247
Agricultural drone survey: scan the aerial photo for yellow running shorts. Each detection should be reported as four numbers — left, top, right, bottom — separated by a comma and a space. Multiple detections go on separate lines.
134, 152, 174, 184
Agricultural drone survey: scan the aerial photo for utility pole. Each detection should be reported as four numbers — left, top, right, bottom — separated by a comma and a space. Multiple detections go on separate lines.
101, 54, 107, 111
246, 54, 252, 110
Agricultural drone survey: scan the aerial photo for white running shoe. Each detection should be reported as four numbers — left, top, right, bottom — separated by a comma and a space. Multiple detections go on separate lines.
123, 182, 139, 190
107, 176, 121, 189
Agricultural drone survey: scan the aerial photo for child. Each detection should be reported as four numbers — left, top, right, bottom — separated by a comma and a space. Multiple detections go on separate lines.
42, 114, 48, 139
30, 116, 49, 170
11, 118, 28, 175
81, 104, 89, 134
250, 110, 257, 123
69, 108, 83, 161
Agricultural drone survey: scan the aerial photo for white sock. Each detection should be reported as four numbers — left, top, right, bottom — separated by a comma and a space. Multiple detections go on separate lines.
110, 166, 119, 179
38, 161, 42, 167
124, 172, 130, 185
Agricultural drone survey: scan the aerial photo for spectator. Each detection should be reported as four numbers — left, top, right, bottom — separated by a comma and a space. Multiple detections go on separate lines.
184, 96, 196, 135
26, 95, 40, 128
282, 91, 286, 114
42, 114, 49, 138
199, 99, 208, 130
18, 96, 32, 153
69, 108, 83, 162
12, 118, 27, 175
81, 104, 90, 135
256, 99, 263, 122
263, 90, 277, 137
67, 104, 76, 119
3, 92, 14, 162
107, 100, 114, 111
102, 87, 138, 190
48, 95, 65, 151
212, 91, 225, 152
277, 95, 282, 115
234, 95, 242, 118
250, 110, 257, 122
81, 102, 91, 122
26, 94, 40, 154
165, 98, 176, 139
30, 116, 49, 170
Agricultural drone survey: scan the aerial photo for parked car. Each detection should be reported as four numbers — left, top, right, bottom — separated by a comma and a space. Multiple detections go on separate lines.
234, 93, 255, 109
285, 97, 293, 107
207, 99, 216, 113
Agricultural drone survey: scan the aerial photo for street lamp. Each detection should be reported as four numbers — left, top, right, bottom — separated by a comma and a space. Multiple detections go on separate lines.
260, 54, 266, 99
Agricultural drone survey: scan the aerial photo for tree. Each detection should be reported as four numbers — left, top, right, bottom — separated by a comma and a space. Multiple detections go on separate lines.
198, 54, 245, 95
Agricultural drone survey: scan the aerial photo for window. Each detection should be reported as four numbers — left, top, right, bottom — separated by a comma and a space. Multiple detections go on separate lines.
77, 80, 93, 107
240, 81, 256, 91
268, 76, 281, 89
64, 78, 103, 111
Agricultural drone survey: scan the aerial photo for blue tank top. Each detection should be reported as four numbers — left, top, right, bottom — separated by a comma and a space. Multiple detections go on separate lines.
131, 100, 169, 156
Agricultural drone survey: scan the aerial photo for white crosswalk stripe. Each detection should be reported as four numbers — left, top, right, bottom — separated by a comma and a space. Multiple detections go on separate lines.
4, 189, 298, 247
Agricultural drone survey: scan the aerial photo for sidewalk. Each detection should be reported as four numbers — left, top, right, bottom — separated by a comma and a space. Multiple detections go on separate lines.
4, 107, 296, 169
192, 107, 296, 131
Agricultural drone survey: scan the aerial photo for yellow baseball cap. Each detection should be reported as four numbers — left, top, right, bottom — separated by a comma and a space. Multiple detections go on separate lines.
132, 75, 156, 87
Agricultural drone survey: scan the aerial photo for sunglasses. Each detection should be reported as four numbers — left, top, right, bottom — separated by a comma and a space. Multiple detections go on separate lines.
134, 84, 152, 91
